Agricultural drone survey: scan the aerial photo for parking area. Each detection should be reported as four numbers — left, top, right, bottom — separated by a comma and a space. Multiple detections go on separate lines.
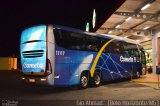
0, 70, 160, 101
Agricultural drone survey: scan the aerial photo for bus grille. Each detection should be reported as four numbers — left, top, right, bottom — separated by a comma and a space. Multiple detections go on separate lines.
22, 50, 44, 58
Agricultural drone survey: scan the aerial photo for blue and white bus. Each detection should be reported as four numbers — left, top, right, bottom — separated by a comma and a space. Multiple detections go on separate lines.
20, 25, 146, 88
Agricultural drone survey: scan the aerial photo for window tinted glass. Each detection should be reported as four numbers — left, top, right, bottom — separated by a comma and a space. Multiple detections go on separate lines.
123, 42, 139, 56
54, 29, 110, 52
112, 41, 123, 54
54, 29, 140, 56
141, 51, 146, 65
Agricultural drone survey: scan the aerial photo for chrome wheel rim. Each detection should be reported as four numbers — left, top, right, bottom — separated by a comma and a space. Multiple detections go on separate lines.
137, 72, 140, 78
94, 74, 100, 85
81, 76, 88, 87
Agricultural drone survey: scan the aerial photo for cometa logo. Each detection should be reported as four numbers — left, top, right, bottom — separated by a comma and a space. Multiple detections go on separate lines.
23, 62, 44, 68
120, 56, 134, 62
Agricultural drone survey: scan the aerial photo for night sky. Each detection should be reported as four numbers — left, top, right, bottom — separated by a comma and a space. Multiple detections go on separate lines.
0, 0, 125, 58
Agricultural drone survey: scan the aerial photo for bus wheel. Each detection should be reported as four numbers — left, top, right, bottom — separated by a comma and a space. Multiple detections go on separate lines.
80, 73, 88, 89
92, 72, 101, 87
136, 72, 140, 78
142, 68, 146, 75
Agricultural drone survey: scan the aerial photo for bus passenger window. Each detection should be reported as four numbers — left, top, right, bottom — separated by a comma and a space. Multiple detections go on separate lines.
134, 50, 139, 57
71, 45, 80, 50
102, 43, 112, 53
124, 51, 129, 54
87, 45, 92, 50
112, 41, 121, 54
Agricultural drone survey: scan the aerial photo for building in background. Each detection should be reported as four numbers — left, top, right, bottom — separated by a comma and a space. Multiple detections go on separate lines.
0, 57, 17, 70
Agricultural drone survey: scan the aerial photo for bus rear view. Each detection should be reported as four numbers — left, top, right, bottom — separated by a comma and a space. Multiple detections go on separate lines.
20, 25, 54, 85
20, 25, 145, 89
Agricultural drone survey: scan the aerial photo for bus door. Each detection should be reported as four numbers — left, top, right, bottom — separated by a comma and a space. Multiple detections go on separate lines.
140, 50, 147, 75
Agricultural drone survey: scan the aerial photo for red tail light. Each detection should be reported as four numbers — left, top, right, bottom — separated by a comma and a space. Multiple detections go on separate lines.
46, 59, 52, 75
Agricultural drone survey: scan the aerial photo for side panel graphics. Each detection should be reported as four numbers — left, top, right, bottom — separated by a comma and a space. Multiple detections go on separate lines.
54, 39, 141, 85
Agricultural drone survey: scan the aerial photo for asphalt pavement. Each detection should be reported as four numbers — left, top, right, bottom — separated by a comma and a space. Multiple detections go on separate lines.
0, 70, 160, 106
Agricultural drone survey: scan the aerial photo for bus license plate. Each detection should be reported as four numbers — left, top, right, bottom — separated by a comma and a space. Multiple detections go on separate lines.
29, 79, 35, 83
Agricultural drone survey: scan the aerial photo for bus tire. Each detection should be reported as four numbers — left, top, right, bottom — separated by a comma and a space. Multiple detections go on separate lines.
92, 72, 101, 87
136, 71, 140, 78
79, 72, 88, 89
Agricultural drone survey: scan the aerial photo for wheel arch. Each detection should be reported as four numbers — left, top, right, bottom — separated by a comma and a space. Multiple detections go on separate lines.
80, 69, 103, 82
80, 70, 90, 79
94, 69, 103, 80
88, 69, 103, 82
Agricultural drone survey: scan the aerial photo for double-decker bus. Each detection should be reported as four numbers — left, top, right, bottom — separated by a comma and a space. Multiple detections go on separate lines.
20, 25, 146, 88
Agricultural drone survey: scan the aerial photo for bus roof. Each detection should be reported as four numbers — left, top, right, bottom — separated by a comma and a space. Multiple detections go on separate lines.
100, 34, 140, 45
52, 24, 140, 45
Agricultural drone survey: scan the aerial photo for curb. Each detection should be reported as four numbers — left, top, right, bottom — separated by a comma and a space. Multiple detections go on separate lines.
131, 80, 160, 84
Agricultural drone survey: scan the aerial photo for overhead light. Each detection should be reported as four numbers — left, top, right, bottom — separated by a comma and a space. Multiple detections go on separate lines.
141, 4, 151, 10
115, 25, 120, 28
108, 31, 112, 34
136, 40, 140, 42
143, 26, 150, 30
145, 49, 152, 53
125, 17, 132, 21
